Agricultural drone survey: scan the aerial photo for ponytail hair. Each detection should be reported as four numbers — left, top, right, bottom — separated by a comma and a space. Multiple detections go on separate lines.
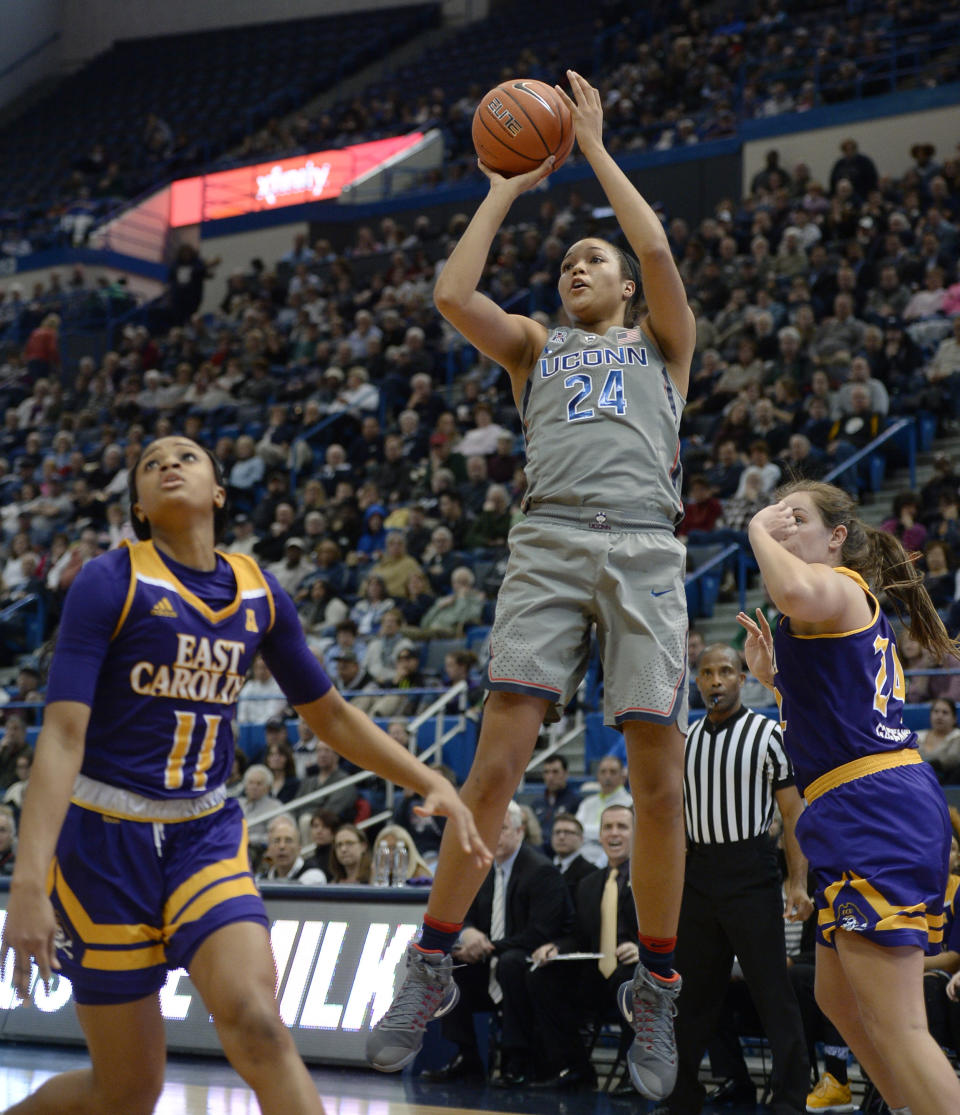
776, 479, 960, 662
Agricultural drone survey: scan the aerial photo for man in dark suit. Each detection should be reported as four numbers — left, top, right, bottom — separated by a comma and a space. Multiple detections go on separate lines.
422, 800, 572, 1085
550, 812, 595, 899
527, 803, 637, 1090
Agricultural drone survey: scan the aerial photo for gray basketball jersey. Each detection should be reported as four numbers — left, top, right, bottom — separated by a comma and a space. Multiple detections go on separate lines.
520, 323, 685, 524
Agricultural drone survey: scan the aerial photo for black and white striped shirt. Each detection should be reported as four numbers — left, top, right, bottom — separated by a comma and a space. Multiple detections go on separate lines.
684, 705, 794, 845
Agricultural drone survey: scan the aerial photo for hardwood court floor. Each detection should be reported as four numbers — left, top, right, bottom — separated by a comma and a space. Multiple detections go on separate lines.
0, 1043, 772, 1114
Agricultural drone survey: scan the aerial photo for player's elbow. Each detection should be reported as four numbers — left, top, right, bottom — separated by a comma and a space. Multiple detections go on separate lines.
433, 283, 467, 319
637, 243, 674, 269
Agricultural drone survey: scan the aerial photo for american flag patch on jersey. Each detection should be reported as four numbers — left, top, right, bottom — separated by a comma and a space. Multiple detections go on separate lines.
616, 328, 641, 342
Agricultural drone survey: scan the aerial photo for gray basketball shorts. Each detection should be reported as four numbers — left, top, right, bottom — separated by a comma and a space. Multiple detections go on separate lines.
486, 516, 688, 730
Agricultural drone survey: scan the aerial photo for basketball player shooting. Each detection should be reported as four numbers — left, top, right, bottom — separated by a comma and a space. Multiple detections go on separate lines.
368, 70, 696, 1101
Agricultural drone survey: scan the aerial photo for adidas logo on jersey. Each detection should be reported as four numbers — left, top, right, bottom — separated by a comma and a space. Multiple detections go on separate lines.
151, 596, 178, 618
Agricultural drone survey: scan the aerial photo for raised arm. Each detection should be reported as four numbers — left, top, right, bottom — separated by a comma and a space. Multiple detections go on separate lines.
433, 161, 553, 397
555, 71, 695, 393
3, 700, 89, 996
747, 502, 866, 628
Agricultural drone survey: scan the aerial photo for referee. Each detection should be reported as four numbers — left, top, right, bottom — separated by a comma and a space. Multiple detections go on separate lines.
661, 643, 812, 1115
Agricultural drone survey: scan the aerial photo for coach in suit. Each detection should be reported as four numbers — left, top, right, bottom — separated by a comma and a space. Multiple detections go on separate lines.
527, 803, 637, 1089
549, 812, 596, 899
422, 799, 572, 1085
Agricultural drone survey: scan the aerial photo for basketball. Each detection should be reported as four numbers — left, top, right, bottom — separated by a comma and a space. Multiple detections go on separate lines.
472, 78, 574, 177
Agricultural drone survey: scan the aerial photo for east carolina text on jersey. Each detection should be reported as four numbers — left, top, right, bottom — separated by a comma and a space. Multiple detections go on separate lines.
81, 540, 276, 799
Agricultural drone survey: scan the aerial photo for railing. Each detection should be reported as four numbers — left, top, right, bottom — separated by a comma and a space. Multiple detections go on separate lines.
245, 680, 468, 835
822, 416, 917, 490
0, 594, 46, 656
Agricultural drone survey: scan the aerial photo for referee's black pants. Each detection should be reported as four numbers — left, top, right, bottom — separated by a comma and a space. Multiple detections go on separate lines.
667, 834, 809, 1115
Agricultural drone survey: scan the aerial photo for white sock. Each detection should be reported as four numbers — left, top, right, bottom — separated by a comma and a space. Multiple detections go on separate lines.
890, 1107, 912, 1115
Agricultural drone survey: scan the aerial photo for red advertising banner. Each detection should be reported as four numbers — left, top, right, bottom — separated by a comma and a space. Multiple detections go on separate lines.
169, 133, 424, 226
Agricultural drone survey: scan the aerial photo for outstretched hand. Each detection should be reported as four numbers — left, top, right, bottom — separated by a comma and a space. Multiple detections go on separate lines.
415, 780, 492, 870
736, 608, 775, 688
554, 70, 604, 158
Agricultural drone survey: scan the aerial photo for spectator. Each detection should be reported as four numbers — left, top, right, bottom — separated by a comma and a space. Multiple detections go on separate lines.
328, 823, 372, 884
236, 655, 288, 725
297, 578, 348, 644
23, 315, 61, 381
267, 537, 315, 596
240, 764, 282, 861
929, 317, 960, 384
297, 740, 358, 824
368, 531, 423, 598
465, 484, 513, 552
443, 648, 483, 710
168, 244, 219, 325
0, 805, 16, 875
264, 729, 300, 804
364, 646, 428, 719
371, 824, 433, 882
680, 474, 724, 539
2, 750, 31, 816
0, 715, 30, 790
576, 755, 633, 867
350, 574, 394, 638
356, 504, 388, 565
322, 619, 365, 674
903, 267, 948, 322
548, 812, 594, 898
829, 138, 878, 199
258, 814, 327, 885
881, 491, 928, 554
302, 807, 339, 877
411, 566, 484, 639
457, 400, 509, 457
333, 650, 376, 700
531, 755, 582, 854
364, 608, 416, 686
922, 540, 956, 611
918, 698, 960, 785
834, 355, 890, 418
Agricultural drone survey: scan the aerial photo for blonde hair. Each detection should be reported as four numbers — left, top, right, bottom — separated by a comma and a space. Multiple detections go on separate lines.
520, 804, 543, 847
372, 824, 432, 879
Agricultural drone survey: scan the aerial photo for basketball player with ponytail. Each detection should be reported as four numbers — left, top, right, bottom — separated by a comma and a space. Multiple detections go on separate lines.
739, 480, 960, 1115
369, 71, 694, 1100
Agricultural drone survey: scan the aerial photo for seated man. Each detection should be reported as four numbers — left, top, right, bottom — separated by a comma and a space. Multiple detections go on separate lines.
549, 812, 595, 899
421, 800, 572, 1086
528, 804, 637, 1090
257, 814, 327, 886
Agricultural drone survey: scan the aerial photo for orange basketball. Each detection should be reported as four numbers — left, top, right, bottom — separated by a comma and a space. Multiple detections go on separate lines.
472, 78, 574, 178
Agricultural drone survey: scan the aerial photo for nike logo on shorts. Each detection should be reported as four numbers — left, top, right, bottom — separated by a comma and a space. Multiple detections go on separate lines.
650, 588, 674, 597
